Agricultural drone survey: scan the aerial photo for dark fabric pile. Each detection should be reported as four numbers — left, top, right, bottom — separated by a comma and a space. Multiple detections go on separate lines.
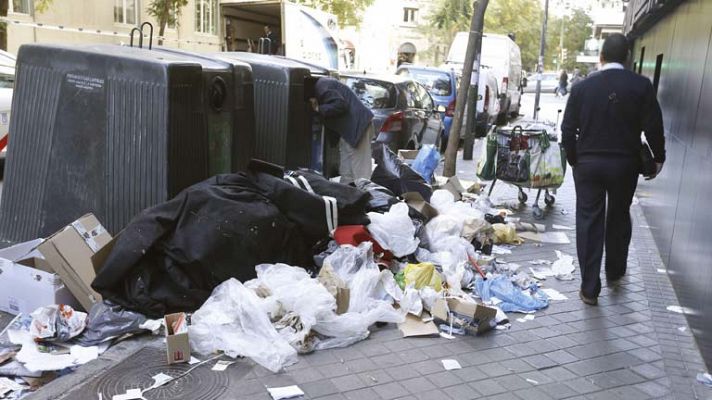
371, 143, 433, 202
92, 161, 371, 317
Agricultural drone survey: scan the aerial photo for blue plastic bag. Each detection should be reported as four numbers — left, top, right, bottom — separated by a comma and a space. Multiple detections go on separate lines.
475, 275, 549, 313
411, 145, 440, 184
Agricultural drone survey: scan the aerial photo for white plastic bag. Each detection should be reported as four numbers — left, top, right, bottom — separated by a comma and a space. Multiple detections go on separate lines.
189, 279, 298, 372
400, 287, 423, 316
30, 305, 87, 342
367, 203, 420, 257
322, 242, 373, 284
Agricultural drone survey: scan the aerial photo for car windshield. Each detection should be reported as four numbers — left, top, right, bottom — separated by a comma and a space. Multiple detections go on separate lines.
406, 70, 452, 97
341, 77, 397, 109
0, 73, 14, 89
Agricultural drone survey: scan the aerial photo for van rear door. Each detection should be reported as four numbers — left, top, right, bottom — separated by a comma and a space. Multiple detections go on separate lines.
282, 2, 340, 69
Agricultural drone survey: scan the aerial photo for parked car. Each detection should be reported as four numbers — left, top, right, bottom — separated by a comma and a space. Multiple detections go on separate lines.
447, 32, 524, 124
395, 65, 498, 150
339, 72, 442, 152
523, 72, 559, 94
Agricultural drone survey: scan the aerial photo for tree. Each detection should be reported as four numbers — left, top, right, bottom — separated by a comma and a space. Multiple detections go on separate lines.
147, 0, 188, 45
545, 8, 592, 71
423, 0, 543, 69
294, 0, 375, 26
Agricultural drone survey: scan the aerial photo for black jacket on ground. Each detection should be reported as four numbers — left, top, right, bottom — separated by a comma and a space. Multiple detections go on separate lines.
315, 77, 374, 148
561, 68, 665, 165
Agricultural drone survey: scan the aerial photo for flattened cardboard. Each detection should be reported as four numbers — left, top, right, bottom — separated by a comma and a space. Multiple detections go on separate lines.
398, 313, 439, 337
38, 214, 112, 311
165, 313, 190, 364
335, 287, 350, 315
432, 297, 497, 335
402, 192, 439, 221
439, 176, 466, 201
0, 239, 80, 315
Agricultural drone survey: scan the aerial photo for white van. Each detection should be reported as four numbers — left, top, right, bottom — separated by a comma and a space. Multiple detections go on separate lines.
446, 32, 523, 124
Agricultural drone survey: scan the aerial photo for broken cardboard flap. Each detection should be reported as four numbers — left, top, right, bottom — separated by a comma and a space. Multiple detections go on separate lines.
37, 213, 113, 311
398, 313, 439, 338
402, 192, 439, 221
267, 385, 305, 400
438, 176, 466, 201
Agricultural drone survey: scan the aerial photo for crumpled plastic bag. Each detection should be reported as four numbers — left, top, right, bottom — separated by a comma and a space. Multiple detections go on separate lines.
367, 203, 420, 257
323, 242, 373, 284
399, 287, 423, 316
75, 301, 149, 346
189, 278, 298, 372
402, 263, 443, 292
29, 305, 87, 342
353, 179, 399, 213
475, 275, 549, 313
371, 143, 433, 201
492, 223, 523, 244
419, 287, 441, 311
429, 190, 486, 241
529, 250, 575, 281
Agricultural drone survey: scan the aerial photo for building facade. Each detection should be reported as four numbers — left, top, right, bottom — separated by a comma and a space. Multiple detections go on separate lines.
624, 0, 712, 369
576, 0, 625, 65
5, 0, 223, 55
340, 0, 436, 74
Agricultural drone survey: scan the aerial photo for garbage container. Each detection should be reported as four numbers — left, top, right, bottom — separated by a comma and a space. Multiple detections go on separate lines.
0, 44, 213, 242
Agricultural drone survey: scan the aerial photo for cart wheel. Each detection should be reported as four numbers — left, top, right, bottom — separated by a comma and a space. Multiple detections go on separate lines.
544, 193, 556, 206
518, 190, 528, 204
533, 206, 544, 220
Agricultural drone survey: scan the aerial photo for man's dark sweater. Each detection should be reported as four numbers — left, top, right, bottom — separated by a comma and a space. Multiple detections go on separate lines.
561, 68, 665, 166
315, 77, 374, 148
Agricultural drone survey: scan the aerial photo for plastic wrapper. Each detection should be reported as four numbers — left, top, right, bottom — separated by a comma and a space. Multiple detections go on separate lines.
419, 287, 441, 311
399, 287, 423, 316
189, 278, 298, 372
353, 179, 399, 213
367, 203, 420, 257
475, 275, 549, 313
75, 301, 150, 346
371, 143, 433, 201
411, 145, 440, 184
322, 242, 373, 284
402, 263, 443, 291
29, 305, 87, 342
492, 223, 523, 244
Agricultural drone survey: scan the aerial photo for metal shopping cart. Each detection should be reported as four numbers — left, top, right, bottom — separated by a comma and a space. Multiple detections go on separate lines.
477, 122, 567, 219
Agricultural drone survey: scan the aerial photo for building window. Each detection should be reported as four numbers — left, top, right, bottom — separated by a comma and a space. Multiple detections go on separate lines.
115, 0, 138, 25
196, 0, 218, 35
403, 8, 418, 24
11, 0, 32, 14
653, 54, 663, 93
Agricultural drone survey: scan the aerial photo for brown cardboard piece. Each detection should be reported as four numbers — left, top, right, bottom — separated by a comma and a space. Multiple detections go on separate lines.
439, 176, 466, 201
38, 214, 112, 311
165, 313, 190, 364
335, 287, 350, 315
402, 192, 439, 221
432, 297, 497, 335
398, 312, 439, 338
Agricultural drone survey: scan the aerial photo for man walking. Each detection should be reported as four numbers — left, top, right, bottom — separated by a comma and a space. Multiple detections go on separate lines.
311, 77, 374, 184
561, 33, 666, 305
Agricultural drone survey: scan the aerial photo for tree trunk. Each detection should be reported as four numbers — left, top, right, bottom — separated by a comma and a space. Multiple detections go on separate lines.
0, 0, 8, 51
443, 0, 489, 177
157, 0, 170, 46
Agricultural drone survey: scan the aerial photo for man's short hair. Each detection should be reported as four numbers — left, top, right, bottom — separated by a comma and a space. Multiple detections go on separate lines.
601, 33, 629, 64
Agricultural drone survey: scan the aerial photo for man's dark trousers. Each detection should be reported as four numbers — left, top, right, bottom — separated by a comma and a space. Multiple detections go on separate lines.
574, 155, 638, 298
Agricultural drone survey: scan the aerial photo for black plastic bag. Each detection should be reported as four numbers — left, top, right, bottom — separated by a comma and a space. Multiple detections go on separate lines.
75, 301, 149, 346
353, 179, 399, 213
371, 143, 432, 202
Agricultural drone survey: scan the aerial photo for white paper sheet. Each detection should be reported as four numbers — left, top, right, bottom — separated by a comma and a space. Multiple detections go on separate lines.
441, 359, 462, 370
211, 360, 235, 371
541, 288, 568, 300
519, 231, 571, 244
267, 385, 305, 400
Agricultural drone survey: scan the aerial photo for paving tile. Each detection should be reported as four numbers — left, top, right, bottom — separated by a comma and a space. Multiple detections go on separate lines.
372, 382, 409, 399
442, 384, 481, 400
343, 387, 382, 400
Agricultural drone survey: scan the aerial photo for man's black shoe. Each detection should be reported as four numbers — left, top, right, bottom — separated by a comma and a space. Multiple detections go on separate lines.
579, 290, 598, 306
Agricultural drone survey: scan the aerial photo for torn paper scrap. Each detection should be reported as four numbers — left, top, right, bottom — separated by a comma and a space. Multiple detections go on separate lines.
552, 224, 574, 230
697, 372, 712, 387
441, 359, 462, 370
551, 251, 575, 280
541, 288, 568, 301
525, 378, 539, 385
148, 373, 173, 390
519, 231, 571, 244
189, 356, 201, 365
112, 388, 143, 400
212, 360, 235, 371
267, 385, 305, 400
516, 314, 535, 323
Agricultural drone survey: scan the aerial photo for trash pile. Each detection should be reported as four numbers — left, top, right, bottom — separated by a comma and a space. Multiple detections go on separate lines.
0, 145, 575, 399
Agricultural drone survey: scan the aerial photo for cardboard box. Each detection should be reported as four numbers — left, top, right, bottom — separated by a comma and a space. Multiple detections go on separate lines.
0, 239, 80, 315
398, 313, 439, 338
335, 287, 350, 315
165, 312, 190, 364
432, 297, 497, 335
38, 214, 113, 311
397, 149, 419, 163
402, 192, 439, 221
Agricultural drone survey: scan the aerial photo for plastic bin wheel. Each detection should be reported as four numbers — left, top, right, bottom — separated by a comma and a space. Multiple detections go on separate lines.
544, 193, 556, 207
518, 190, 528, 204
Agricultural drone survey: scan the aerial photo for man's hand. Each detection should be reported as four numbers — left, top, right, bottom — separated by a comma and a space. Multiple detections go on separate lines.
645, 162, 664, 180
309, 98, 319, 112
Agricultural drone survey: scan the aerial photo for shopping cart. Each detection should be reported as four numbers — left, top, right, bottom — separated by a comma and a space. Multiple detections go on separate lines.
477, 122, 567, 219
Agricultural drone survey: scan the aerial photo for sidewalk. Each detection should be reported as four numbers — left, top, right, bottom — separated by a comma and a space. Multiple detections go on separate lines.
19, 150, 710, 400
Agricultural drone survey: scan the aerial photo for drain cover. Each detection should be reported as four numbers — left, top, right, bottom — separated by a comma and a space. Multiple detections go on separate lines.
64, 347, 229, 400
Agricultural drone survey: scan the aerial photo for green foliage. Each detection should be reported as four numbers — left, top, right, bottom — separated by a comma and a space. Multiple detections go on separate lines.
545, 7, 592, 71
424, 0, 544, 69
33, 0, 53, 13
147, 0, 189, 31
294, 0, 375, 26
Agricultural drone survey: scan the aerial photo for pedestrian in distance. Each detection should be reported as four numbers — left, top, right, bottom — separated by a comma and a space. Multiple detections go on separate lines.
262, 25, 279, 55
561, 33, 665, 306
310, 77, 375, 185
556, 69, 569, 97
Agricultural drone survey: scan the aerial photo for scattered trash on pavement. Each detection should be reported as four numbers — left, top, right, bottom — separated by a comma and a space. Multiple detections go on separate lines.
697, 372, 712, 387
441, 359, 462, 370
267, 385, 305, 400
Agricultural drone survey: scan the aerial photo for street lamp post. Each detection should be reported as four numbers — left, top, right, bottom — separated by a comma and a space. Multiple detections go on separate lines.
533, 0, 549, 120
